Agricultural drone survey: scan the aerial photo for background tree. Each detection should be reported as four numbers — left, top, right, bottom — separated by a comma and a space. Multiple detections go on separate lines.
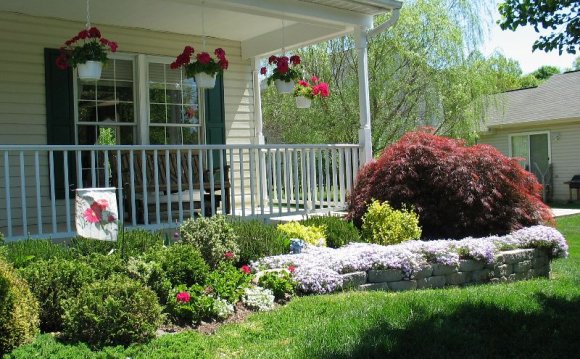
262, 0, 530, 153
498, 0, 580, 55
531, 65, 561, 80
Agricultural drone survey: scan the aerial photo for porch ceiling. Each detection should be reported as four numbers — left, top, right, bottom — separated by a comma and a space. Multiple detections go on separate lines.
0, 0, 402, 58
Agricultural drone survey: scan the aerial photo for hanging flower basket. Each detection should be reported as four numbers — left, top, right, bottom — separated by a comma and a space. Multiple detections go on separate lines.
194, 72, 217, 89
56, 27, 118, 81
261, 55, 301, 94
171, 46, 228, 90
275, 79, 295, 94
77, 60, 103, 81
295, 96, 312, 108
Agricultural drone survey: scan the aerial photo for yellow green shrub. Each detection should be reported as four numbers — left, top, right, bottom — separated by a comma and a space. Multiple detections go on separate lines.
0, 258, 40, 356
361, 200, 422, 245
277, 222, 326, 246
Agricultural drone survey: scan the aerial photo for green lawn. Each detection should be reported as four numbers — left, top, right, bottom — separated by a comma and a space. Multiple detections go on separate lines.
7, 216, 580, 359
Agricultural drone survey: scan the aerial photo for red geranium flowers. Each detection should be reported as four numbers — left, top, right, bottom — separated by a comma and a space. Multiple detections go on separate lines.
260, 54, 302, 86
170, 46, 228, 78
56, 26, 118, 69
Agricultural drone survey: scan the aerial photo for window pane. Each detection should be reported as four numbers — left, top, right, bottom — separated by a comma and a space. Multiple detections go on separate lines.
149, 85, 166, 104
530, 134, 549, 178
116, 82, 133, 101
150, 104, 167, 123
115, 59, 133, 81
117, 103, 134, 123
166, 67, 181, 84
97, 102, 117, 122
149, 63, 165, 83
511, 135, 529, 169
78, 83, 96, 100
78, 102, 97, 122
166, 83, 182, 104
101, 63, 115, 79
166, 105, 184, 124
183, 105, 199, 125
78, 125, 97, 145
182, 127, 200, 145
96, 80, 115, 101
119, 126, 134, 145
149, 127, 166, 145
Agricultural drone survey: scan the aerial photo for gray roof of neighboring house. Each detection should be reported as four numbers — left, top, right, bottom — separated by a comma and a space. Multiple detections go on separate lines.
485, 70, 580, 129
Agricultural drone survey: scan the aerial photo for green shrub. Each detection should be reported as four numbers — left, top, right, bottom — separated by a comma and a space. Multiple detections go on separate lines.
126, 256, 172, 303
62, 275, 162, 348
121, 229, 165, 257
68, 237, 115, 257
179, 215, 239, 268
5, 239, 70, 268
361, 200, 422, 245
230, 220, 290, 265
301, 216, 360, 248
0, 258, 39, 356
160, 244, 209, 287
80, 253, 125, 280
166, 284, 217, 324
206, 261, 252, 303
277, 222, 326, 246
258, 271, 296, 302
18, 258, 94, 332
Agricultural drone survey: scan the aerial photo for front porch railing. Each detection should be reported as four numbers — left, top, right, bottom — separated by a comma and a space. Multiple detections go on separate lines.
0, 144, 361, 240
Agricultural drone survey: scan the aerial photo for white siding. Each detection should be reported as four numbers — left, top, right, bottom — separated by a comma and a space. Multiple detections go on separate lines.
479, 121, 580, 202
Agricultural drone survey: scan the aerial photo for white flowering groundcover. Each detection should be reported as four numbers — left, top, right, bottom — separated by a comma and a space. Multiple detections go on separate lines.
252, 225, 568, 294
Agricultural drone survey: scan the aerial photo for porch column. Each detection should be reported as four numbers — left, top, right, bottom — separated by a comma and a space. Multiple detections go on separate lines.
252, 57, 265, 145
355, 26, 373, 164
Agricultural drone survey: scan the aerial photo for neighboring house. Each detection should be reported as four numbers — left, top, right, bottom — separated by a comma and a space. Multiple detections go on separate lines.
0, 0, 403, 240
479, 70, 580, 202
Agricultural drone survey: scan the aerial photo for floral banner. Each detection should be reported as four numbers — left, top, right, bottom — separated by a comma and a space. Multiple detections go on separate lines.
75, 187, 118, 241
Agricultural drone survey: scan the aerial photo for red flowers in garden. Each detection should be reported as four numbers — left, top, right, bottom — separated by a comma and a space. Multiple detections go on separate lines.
56, 26, 118, 69
224, 251, 234, 260
176, 291, 191, 303
288, 265, 296, 273
170, 46, 228, 77
240, 265, 251, 274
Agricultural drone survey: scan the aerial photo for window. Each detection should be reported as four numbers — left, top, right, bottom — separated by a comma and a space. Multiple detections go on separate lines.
510, 132, 550, 179
148, 61, 202, 145
75, 57, 136, 145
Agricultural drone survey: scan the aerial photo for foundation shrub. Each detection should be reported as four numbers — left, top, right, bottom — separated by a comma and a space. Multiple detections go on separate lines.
0, 258, 39, 356
5, 239, 70, 268
126, 256, 172, 304
277, 222, 326, 246
159, 244, 209, 287
166, 284, 218, 324
347, 130, 553, 239
230, 220, 290, 265
257, 270, 296, 301
361, 200, 422, 245
18, 258, 94, 332
301, 216, 361, 248
62, 275, 162, 348
121, 229, 165, 257
179, 215, 239, 268
80, 253, 125, 280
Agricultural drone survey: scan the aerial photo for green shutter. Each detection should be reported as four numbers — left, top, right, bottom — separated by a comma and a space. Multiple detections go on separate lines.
44, 48, 76, 199
204, 73, 225, 168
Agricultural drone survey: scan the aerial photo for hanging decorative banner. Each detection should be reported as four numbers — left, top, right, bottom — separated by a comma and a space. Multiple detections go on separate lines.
75, 187, 118, 241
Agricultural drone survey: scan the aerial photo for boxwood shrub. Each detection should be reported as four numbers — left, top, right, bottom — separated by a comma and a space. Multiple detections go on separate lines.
230, 220, 290, 265
301, 216, 361, 248
0, 258, 39, 356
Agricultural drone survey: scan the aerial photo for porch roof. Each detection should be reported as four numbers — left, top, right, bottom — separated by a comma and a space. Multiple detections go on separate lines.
0, 0, 402, 59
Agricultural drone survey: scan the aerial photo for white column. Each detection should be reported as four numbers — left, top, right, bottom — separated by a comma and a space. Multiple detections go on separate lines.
137, 54, 149, 144
252, 56, 265, 145
355, 26, 372, 164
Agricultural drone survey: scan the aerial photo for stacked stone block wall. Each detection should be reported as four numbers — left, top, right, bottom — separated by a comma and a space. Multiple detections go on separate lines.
341, 248, 551, 292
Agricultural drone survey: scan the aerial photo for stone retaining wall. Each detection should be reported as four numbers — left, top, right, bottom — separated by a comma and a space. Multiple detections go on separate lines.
341, 248, 551, 292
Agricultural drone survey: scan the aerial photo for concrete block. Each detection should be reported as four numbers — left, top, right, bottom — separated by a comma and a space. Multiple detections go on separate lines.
342, 271, 367, 289
459, 260, 485, 272
432, 264, 457, 276
389, 280, 417, 291
471, 269, 492, 283
502, 249, 535, 264
416, 276, 447, 289
514, 270, 533, 281
513, 260, 532, 273
368, 269, 403, 283
533, 265, 551, 278
359, 282, 390, 291
532, 255, 550, 268
413, 266, 433, 280
446, 272, 470, 286
493, 264, 512, 277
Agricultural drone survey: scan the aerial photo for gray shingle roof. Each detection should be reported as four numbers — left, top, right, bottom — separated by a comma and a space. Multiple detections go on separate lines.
485, 70, 580, 128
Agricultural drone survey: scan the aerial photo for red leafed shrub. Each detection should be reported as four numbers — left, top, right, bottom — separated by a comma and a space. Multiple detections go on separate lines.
346, 130, 553, 239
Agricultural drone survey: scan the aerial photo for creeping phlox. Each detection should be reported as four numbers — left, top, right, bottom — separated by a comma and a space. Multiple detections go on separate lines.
252, 225, 568, 294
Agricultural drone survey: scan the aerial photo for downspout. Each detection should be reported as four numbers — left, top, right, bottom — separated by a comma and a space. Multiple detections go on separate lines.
356, 8, 401, 165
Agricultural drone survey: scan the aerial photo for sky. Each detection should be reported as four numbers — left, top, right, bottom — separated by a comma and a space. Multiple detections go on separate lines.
481, 7, 577, 74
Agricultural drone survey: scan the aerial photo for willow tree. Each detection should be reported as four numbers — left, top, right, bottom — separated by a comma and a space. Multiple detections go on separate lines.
262, 0, 525, 154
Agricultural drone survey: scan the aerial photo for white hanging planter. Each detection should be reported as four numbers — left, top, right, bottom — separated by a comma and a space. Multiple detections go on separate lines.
194, 72, 217, 89
295, 96, 312, 109
77, 61, 103, 81
275, 79, 295, 94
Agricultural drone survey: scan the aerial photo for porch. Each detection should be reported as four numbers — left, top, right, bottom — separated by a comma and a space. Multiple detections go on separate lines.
0, 143, 360, 240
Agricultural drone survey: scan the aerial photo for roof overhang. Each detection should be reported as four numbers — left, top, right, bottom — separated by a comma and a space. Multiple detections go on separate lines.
0, 0, 402, 59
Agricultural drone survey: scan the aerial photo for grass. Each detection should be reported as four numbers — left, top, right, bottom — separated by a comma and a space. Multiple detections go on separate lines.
6, 216, 580, 358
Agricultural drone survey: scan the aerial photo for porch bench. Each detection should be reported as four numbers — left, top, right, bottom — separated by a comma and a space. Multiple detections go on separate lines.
110, 150, 230, 222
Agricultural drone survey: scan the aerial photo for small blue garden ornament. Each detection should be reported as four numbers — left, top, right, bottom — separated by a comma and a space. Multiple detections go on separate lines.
290, 238, 306, 254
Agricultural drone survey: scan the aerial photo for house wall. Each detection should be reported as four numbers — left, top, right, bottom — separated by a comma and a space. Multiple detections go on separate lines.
0, 12, 256, 236
479, 120, 580, 202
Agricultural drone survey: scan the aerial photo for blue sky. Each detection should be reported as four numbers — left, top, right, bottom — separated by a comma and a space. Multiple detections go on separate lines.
481, 6, 577, 74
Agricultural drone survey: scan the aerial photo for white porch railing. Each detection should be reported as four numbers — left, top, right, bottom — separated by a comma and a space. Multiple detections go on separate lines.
0, 144, 361, 240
